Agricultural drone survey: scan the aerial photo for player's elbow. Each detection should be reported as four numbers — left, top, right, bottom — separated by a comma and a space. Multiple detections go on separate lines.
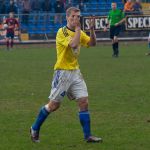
70, 43, 78, 49
92, 41, 97, 46
89, 41, 97, 47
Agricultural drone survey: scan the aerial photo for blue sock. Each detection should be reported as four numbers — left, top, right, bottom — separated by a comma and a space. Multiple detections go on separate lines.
79, 111, 91, 139
149, 42, 150, 49
32, 106, 50, 131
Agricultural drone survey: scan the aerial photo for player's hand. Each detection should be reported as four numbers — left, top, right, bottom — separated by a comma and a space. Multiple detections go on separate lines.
14, 28, 18, 31
115, 23, 119, 26
104, 27, 107, 32
9, 25, 14, 29
89, 16, 95, 30
73, 18, 81, 31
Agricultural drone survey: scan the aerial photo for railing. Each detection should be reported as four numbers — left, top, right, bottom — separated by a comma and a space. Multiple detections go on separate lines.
0, 11, 150, 41
142, 0, 150, 2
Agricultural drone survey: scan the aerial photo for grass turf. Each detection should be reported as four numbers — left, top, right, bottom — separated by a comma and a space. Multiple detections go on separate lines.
0, 42, 150, 150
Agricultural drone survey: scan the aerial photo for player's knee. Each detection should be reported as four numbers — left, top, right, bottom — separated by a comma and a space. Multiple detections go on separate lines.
46, 101, 60, 112
114, 36, 118, 42
78, 97, 89, 111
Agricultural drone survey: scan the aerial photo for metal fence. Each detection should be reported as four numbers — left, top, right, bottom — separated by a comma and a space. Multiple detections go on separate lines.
0, 11, 150, 42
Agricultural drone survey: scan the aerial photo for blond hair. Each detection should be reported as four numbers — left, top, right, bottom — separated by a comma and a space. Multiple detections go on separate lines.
66, 7, 80, 17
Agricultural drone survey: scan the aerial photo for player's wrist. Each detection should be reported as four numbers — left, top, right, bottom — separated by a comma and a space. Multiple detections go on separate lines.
75, 27, 81, 32
90, 26, 94, 30
115, 23, 119, 26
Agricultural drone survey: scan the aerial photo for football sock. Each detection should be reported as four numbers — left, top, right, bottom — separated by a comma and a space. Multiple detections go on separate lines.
112, 43, 116, 55
79, 111, 91, 139
32, 106, 50, 131
149, 42, 150, 49
115, 42, 119, 56
6, 41, 9, 48
11, 40, 14, 48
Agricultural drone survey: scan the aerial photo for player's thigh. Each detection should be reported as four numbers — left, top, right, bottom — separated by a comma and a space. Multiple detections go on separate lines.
67, 72, 88, 100
6, 32, 10, 39
48, 70, 71, 102
114, 26, 121, 37
10, 33, 14, 39
6, 32, 14, 39
110, 26, 115, 39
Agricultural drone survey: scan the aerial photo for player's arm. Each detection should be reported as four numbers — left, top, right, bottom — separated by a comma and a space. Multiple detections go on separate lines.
69, 19, 81, 49
148, 33, 150, 42
3, 19, 8, 25
15, 19, 19, 30
115, 18, 125, 26
15, 19, 21, 41
88, 17, 96, 46
104, 23, 110, 32
104, 14, 110, 32
115, 11, 126, 26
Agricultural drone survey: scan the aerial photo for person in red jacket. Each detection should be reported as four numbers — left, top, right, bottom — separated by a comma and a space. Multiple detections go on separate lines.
4, 12, 19, 50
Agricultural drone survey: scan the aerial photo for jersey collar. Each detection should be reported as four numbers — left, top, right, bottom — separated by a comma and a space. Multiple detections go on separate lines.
66, 26, 75, 32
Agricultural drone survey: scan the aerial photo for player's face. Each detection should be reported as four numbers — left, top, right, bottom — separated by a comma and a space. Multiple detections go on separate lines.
67, 11, 81, 29
9, 13, 14, 18
111, 3, 117, 10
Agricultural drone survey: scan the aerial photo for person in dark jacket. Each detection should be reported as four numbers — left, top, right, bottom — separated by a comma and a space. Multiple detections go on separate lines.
54, 0, 65, 24
7, 0, 18, 14
42, 0, 52, 24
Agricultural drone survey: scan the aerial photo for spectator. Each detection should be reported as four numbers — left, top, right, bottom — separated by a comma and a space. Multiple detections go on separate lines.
22, 0, 31, 25
65, 0, 73, 10
7, 0, 18, 14
145, 32, 150, 56
122, 0, 127, 4
31, 0, 41, 25
42, 0, 52, 12
31, 0, 41, 12
0, 0, 6, 14
42, 0, 52, 24
61, 0, 66, 7
124, 0, 133, 15
54, 0, 65, 24
132, 0, 143, 15
16, 0, 23, 14
0, 0, 6, 24
77, 0, 86, 12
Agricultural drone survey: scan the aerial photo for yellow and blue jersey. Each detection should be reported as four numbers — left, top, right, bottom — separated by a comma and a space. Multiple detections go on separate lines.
54, 26, 90, 70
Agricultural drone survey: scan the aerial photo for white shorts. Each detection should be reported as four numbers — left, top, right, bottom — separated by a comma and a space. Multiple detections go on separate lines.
48, 69, 88, 102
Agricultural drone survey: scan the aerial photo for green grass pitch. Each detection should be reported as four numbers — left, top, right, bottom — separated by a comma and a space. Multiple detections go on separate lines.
0, 42, 150, 150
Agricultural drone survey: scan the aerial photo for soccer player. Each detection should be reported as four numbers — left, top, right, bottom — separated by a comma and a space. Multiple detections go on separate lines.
145, 32, 150, 56
4, 12, 19, 50
30, 7, 102, 143
104, 3, 125, 57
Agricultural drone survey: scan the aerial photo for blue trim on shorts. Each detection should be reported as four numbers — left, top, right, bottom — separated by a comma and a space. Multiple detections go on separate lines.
52, 70, 61, 88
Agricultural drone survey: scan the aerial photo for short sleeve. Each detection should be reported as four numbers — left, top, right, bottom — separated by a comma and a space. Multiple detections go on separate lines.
5, 19, 8, 24
15, 19, 19, 26
56, 28, 72, 47
121, 10, 125, 19
80, 31, 90, 47
108, 12, 110, 21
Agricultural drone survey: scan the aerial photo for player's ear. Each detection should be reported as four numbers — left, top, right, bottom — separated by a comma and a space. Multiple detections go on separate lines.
66, 16, 69, 22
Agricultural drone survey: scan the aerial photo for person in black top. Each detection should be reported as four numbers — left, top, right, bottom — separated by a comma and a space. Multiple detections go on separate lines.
54, 0, 65, 24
